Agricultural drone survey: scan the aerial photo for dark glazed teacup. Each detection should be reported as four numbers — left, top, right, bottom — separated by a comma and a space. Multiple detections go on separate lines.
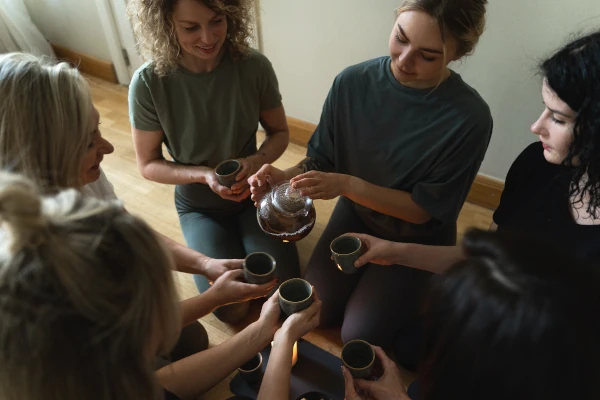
215, 159, 241, 188
238, 353, 263, 384
341, 339, 375, 379
243, 252, 276, 284
278, 278, 313, 316
330, 235, 365, 274
295, 391, 332, 400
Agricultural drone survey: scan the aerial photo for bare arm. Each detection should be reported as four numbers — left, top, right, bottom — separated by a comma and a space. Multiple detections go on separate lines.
158, 293, 281, 399
352, 233, 464, 275
258, 336, 294, 400
250, 105, 290, 167
132, 128, 213, 185
344, 176, 432, 224
157, 321, 273, 399
391, 242, 464, 274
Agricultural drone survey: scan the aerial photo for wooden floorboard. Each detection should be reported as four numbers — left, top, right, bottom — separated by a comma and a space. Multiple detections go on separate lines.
87, 76, 494, 399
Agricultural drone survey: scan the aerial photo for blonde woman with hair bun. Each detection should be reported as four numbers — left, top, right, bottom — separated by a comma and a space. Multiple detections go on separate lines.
0, 52, 280, 377
0, 171, 321, 399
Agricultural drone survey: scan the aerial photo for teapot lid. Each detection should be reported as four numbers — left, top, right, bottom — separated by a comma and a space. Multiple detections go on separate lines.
272, 181, 312, 215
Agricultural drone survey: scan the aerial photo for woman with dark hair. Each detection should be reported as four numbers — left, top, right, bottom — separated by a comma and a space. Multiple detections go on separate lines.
351, 30, 600, 273
343, 229, 600, 400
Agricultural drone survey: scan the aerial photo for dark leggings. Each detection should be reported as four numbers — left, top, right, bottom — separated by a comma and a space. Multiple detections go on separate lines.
304, 198, 453, 368
177, 197, 301, 323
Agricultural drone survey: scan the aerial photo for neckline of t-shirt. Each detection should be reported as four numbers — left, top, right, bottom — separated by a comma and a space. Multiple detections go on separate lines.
176, 53, 231, 77
382, 57, 459, 96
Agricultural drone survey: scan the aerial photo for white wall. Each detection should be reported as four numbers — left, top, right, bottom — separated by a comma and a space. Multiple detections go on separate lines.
259, 0, 600, 181
23, 0, 112, 60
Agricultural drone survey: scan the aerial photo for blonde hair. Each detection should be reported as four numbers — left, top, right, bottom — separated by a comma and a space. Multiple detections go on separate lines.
0, 172, 180, 400
0, 53, 93, 191
397, 0, 488, 62
128, 0, 255, 77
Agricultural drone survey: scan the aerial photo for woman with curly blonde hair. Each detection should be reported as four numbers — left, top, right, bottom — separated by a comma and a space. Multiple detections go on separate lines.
127, 0, 300, 323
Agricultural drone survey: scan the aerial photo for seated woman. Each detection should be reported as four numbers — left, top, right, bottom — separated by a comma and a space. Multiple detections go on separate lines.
0, 52, 274, 363
343, 229, 600, 400
0, 172, 321, 400
249, 0, 492, 368
351, 30, 600, 271
127, 0, 301, 323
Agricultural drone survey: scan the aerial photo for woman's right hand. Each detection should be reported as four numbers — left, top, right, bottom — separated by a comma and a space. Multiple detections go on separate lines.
275, 288, 321, 343
210, 269, 277, 306
349, 233, 399, 267
247, 164, 287, 206
342, 346, 411, 400
206, 170, 251, 202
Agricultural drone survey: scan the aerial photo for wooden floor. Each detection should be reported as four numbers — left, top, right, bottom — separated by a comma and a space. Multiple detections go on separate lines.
88, 76, 494, 399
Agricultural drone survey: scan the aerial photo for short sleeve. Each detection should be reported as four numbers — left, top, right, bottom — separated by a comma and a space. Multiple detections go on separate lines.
128, 68, 162, 131
258, 55, 282, 111
306, 76, 339, 172
412, 118, 493, 224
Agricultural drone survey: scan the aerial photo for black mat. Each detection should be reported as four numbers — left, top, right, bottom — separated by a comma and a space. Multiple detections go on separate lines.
229, 339, 345, 400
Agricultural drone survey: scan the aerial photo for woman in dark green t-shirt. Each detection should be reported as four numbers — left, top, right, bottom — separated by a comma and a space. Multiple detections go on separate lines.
127, 0, 301, 323
250, 0, 492, 370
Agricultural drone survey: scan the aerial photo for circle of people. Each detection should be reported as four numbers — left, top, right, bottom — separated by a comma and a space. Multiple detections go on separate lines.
1, 0, 599, 399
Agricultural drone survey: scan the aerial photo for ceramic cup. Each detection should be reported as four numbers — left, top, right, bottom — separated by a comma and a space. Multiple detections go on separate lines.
330, 235, 365, 274
243, 252, 276, 284
295, 392, 332, 400
215, 159, 241, 188
341, 339, 375, 379
238, 353, 263, 384
278, 278, 313, 316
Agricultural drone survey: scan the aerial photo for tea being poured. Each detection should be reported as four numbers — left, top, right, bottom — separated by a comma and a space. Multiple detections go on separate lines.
257, 180, 316, 242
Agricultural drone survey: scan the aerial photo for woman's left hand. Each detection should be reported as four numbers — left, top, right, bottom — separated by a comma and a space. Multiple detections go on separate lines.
231, 156, 261, 194
290, 171, 351, 200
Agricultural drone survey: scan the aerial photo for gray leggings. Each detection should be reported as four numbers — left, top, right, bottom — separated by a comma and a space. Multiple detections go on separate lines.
304, 197, 455, 366
177, 197, 301, 323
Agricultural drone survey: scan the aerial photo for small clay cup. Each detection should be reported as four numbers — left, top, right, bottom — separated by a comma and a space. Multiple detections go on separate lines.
243, 252, 276, 284
341, 339, 375, 379
330, 235, 365, 274
237, 353, 263, 384
278, 278, 313, 316
215, 159, 241, 188
295, 392, 332, 400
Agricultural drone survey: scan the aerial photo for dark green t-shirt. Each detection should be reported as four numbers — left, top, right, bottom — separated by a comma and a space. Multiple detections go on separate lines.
308, 57, 493, 242
128, 49, 282, 211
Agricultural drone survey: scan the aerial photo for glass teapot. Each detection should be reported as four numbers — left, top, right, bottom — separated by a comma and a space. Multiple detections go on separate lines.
256, 179, 316, 242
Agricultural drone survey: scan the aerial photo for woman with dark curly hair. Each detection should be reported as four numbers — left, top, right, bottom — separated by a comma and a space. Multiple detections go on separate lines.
127, 0, 300, 323
352, 30, 600, 273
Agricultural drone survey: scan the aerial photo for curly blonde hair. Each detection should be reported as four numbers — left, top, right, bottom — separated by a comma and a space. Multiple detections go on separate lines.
128, 0, 255, 77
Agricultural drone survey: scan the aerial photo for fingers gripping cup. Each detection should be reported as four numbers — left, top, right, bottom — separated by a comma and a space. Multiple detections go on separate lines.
330, 235, 365, 274
341, 339, 375, 379
243, 252, 276, 284
215, 159, 242, 188
278, 278, 313, 316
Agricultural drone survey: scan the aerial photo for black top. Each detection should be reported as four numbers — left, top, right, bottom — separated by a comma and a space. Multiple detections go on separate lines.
493, 142, 600, 263
164, 389, 180, 400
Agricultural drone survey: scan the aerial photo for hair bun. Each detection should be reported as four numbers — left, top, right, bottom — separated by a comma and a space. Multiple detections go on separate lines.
0, 172, 46, 254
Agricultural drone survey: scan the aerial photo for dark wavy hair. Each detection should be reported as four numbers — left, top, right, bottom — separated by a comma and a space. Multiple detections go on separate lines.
419, 229, 600, 400
541, 31, 600, 217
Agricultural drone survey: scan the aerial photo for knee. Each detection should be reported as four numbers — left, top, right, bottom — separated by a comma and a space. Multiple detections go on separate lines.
169, 321, 209, 362
213, 301, 250, 324
341, 322, 378, 345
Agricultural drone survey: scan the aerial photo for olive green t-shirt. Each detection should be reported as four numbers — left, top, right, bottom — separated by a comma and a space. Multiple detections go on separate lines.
128, 49, 282, 211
